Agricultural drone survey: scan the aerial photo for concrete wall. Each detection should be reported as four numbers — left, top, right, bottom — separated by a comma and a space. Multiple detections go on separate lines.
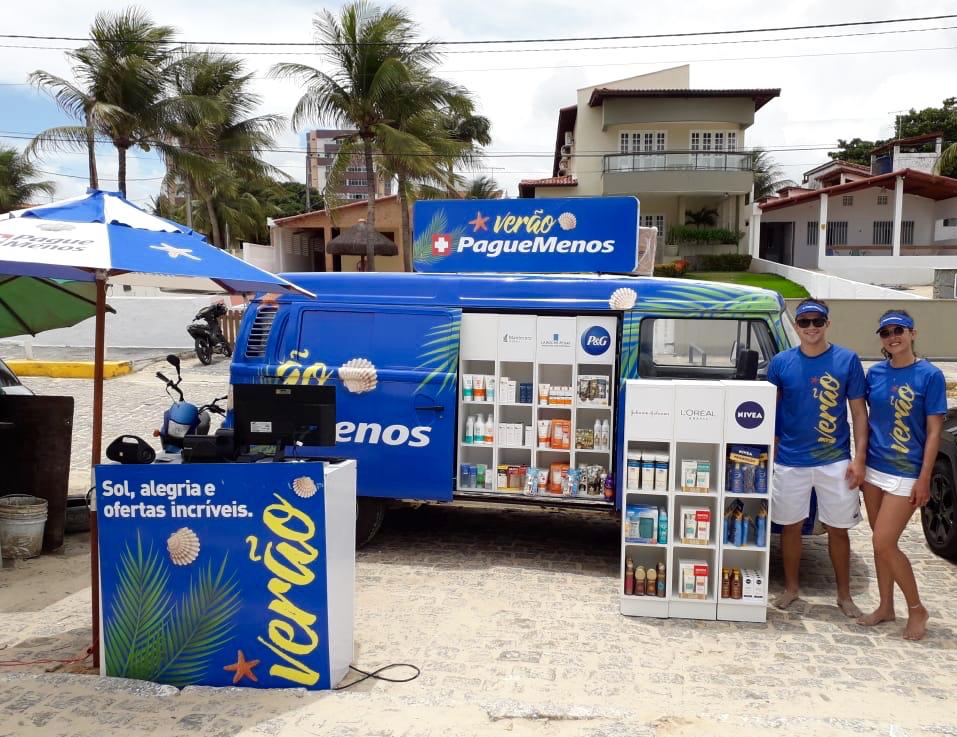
242, 241, 276, 272
752, 258, 925, 300
602, 99, 754, 128
783, 298, 957, 360
0, 296, 219, 350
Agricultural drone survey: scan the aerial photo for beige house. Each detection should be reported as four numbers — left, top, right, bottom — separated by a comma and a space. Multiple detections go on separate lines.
244, 196, 410, 275
519, 65, 780, 259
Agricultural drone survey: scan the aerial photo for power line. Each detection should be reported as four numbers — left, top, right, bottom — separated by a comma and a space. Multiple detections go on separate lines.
34, 167, 164, 182
2, 13, 956, 46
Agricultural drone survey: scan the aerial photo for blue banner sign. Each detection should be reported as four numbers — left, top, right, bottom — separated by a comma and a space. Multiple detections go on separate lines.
412, 196, 639, 273
96, 462, 336, 690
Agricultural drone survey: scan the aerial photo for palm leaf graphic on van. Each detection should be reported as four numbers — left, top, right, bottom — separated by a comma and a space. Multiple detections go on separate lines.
619, 312, 640, 388
413, 210, 466, 264
637, 283, 780, 314
414, 315, 461, 394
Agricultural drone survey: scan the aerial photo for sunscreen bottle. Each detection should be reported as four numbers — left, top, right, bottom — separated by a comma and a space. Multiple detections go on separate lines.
474, 415, 484, 444
484, 415, 493, 444
465, 415, 474, 444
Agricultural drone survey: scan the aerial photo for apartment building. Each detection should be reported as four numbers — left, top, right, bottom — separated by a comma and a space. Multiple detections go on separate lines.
519, 65, 780, 258
307, 129, 392, 202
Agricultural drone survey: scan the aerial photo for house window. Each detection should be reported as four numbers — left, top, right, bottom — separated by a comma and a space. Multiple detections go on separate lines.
641, 214, 666, 243
842, 195, 854, 206
902, 221, 915, 245
826, 221, 848, 246
806, 221, 819, 246
873, 221, 893, 245
727, 132, 738, 151
877, 194, 888, 205
346, 179, 367, 187
943, 218, 957, 227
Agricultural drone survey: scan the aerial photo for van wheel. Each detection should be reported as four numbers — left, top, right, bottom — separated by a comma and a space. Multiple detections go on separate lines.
356, 497, 385, 548
922, 458, 957, 560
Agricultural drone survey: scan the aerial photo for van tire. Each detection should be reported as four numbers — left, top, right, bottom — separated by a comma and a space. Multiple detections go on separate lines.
922, 458, 957, 560
356, 497, 385, 548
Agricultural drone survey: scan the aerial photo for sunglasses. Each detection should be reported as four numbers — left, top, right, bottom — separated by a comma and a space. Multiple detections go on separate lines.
796, 317, 827, 328
878, 325, 908, 339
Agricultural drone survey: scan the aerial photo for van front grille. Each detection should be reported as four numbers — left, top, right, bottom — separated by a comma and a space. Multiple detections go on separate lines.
244, 304, 278, 358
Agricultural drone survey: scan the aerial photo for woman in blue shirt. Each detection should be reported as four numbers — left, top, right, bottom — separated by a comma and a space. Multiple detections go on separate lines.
857, 310, 947, 641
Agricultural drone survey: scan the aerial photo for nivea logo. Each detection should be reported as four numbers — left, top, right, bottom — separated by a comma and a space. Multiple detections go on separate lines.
581, 326, 611, 356
735, 401, 765, 429
336, 421, 431, 448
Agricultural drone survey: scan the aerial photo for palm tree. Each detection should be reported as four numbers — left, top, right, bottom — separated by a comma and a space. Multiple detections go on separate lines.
27, 72, 99, 189
28, 8, 177, 196
271, 1, 440, 271
161, 50, 286, 247
752, 148, 796, 200
934, 143, 957, 177
433, 108, 492, 196
462, 175, 501, 199
0, 147, 55, 212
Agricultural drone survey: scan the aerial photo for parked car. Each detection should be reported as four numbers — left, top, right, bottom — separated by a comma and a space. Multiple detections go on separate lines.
0, 358, 33, 396
923, 405, 957, 560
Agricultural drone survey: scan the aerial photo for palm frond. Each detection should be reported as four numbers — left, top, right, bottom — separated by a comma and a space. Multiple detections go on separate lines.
104, 533, 171, 679
415, 315, 461, 393
152, 556, 240, 687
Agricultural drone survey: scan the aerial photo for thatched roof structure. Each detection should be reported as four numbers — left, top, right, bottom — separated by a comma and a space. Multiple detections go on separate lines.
325, 219, 398, 257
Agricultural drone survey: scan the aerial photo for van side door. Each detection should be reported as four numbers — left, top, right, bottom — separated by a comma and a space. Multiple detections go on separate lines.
286, 305, 460, 502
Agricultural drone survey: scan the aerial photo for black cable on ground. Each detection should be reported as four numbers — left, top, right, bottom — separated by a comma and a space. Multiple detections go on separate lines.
334, 663, 421, 690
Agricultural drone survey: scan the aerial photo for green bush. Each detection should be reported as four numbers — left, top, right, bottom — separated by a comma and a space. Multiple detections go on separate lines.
696, 254, 753, 271
653, 259, 690, 278
666, 225, 742, 245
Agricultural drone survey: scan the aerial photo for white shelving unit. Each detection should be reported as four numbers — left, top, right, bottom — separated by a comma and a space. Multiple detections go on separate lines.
458, 313, 618, 501
716, 380, 777, 623
620, 379, 777, 622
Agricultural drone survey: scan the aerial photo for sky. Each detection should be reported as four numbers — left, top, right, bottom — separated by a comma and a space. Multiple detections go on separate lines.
2, 0, 956, 211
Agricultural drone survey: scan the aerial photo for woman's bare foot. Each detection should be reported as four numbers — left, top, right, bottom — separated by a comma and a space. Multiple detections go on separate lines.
773, 590, 800, 609
856, 607, 896, 626
837, 598, 863, 618
904, 605, 928, 641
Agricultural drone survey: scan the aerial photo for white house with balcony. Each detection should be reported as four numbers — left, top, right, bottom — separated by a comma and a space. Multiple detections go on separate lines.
518, 65, 780, 259
753, 132, 957, 285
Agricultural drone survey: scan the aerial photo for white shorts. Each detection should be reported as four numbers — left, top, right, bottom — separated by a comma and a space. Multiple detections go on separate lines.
864, 466, 916, 498
771, 460, 862, 528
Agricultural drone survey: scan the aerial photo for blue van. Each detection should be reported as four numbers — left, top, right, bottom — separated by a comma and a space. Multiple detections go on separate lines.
230, 272, 794, 544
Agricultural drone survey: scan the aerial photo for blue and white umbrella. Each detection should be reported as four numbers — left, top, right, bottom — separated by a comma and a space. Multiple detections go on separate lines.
0, 189, 312, 295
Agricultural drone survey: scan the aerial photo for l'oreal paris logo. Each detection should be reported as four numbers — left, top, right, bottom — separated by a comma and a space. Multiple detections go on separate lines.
680, 408, 716, 419
336, 421, 431, 448
735, 401, 765, 429
581, 326, 611, 356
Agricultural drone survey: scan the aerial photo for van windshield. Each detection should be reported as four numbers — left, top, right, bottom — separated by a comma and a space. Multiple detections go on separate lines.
638, 317, 775, 380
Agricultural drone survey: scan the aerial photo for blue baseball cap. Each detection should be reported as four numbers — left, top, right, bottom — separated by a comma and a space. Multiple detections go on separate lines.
795, 300, 829, 318
876, 312, 914, 333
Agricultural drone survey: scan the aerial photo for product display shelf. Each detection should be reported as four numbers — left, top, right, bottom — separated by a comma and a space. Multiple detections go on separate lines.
621, 490, 670, 617
716, 380, 777, 623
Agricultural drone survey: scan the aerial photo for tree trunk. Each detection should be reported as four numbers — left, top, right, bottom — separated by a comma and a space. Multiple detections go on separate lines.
363, 136, 377, 272
185, 177, 193, 229
204, 195, 222, 248
398, 174, 412, 272
85, 110, 98, 190
117, 145, 127, 197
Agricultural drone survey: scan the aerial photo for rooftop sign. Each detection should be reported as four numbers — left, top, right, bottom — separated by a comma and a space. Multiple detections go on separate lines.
412, 197, 639, 273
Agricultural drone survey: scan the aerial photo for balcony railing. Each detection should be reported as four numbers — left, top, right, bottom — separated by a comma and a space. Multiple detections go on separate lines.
602, 150, 754, 173
826, 244, 957, 257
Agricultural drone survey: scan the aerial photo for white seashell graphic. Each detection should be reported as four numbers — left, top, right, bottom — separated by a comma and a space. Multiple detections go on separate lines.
292, 476, 318, 498
37, 222, 75, 232
557, 212, 577, 231
609, 287, 637, 311
166, 527, 200, 566
339, 357, 378, 394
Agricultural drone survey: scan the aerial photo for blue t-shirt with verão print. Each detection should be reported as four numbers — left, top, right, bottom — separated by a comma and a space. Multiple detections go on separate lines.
866, 359, 948, 478
767, 344, 866, 468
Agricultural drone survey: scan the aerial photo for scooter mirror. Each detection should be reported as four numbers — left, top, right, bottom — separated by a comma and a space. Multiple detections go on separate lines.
167, 354, 181, 371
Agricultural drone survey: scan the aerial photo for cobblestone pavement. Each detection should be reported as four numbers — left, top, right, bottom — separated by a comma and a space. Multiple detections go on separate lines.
0, 363, 955, 736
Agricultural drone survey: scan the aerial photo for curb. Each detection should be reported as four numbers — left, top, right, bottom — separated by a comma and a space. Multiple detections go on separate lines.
6, 360, 133, 379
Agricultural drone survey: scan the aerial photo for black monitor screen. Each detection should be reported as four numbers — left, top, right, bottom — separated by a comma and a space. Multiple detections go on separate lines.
233, 383, 336, 450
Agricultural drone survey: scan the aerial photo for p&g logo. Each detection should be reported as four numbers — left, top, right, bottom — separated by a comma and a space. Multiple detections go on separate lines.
735, 401, 765, 429
581, 326, 611, 356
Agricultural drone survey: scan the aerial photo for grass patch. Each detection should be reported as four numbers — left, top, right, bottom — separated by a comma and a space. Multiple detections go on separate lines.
686, 271, 810, 299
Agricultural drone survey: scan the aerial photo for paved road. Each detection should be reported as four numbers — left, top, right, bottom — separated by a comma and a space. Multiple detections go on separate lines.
1, 361, 955, 736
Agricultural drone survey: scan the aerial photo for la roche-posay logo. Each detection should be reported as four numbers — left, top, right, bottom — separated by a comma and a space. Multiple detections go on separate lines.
581, 326, 611, 356
735, 401, 765, 429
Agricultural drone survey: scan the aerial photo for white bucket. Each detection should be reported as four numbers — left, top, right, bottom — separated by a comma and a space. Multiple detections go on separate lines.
0, 494, 48, 559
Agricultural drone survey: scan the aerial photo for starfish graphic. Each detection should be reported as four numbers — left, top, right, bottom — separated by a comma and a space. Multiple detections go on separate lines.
223, 649, 260, 684
810, 376, 819, 384
149, 243, 201, 261
467, 211, 489, 232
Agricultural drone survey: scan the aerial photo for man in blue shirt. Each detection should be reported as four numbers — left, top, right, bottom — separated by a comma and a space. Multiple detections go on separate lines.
767, 298, 868, 616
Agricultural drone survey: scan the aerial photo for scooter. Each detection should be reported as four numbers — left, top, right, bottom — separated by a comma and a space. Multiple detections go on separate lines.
155, 354, 227, 452
187, 302, 232, 365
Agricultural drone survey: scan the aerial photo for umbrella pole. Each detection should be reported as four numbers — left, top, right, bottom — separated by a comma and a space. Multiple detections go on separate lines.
89, 274, 106, 666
